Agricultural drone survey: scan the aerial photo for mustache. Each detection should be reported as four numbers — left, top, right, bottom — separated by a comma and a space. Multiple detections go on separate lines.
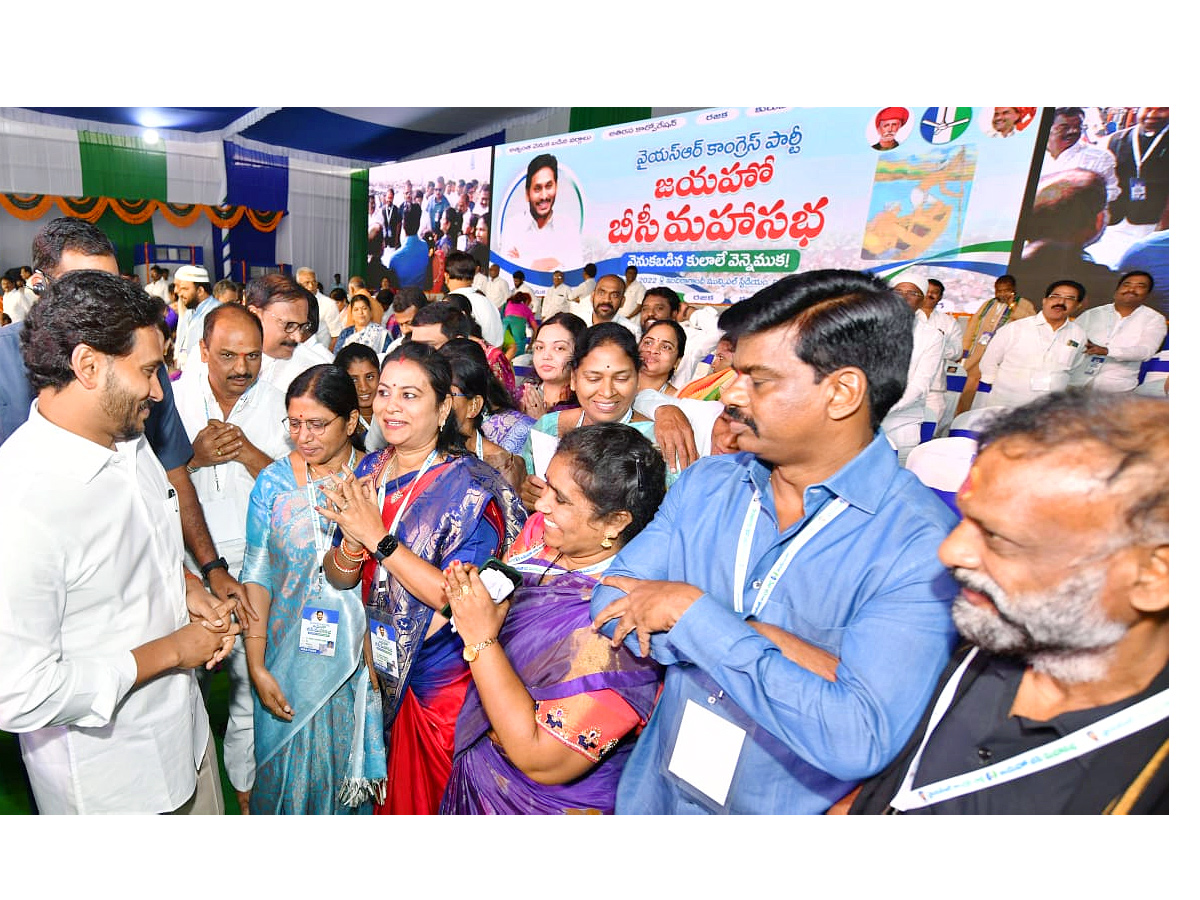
723, 405, 759, 436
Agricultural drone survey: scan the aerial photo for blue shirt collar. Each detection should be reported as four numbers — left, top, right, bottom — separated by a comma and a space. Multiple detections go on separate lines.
741, 430, 900, 519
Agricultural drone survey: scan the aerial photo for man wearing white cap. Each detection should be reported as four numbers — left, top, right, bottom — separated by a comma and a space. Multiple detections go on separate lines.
174, 264, 218, 370
883, 273, 945, 464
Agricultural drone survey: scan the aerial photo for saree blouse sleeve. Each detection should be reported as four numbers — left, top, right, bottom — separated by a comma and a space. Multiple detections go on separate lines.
533, 688, 644, 764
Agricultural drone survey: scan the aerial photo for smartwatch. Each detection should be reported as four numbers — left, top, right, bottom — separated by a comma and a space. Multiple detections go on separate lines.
200, 557, 229, 581
372, 534, 400, 563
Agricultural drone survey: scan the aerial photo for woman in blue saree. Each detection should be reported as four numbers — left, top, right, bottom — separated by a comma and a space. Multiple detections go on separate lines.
439, 424, 666, 814
318, 342, 525, 814
243, 365, 385, 814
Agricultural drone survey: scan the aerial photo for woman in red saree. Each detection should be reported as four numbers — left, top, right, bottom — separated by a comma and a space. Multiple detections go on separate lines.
319, 342, 525, 813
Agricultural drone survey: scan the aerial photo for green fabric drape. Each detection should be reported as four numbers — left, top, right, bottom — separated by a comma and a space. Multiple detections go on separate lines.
348, 170, 368, 282
78, 131, 165, 273
568, 108, 653, 132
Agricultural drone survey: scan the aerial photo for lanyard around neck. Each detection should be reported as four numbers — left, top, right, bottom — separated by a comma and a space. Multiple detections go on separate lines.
732, 490, 848, 618
889, 648, 1170, 812
306, 449, 355, 566
1131, 126, 1167, 178
374, 448, 439, 590
577, 407, 634, 429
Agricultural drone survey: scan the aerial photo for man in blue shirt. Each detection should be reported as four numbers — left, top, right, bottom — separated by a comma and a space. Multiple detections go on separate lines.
591, 269, 960, 814
388, 206, 432, 289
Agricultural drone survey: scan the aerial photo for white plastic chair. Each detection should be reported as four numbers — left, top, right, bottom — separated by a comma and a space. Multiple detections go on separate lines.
905, 436, 978, 516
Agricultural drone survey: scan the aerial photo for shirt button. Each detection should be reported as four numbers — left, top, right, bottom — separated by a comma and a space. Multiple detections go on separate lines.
751, 579, 763, 589
977, 747, 992, 762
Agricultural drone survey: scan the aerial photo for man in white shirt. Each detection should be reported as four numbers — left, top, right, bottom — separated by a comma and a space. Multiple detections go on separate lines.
0, 270, 238, 814
1075, 270, 1168, 393
444, 250, 504, 347
883, 275, 946, 463
483, 263, 512, 310
3, 273, 34, 324
173, 303, 291, 812
619, 264, 647, 319
296, 266, 342, 351
145, 264, 172, 303
245, 274, 334, 393
570, 262, 597, 305
977, 279, 1088, 409
541, 269, 573, 320
580, 274, 639, 336
174, 264, 219, 371
505, 153, 583, 272
1038, 107, 1120, 203
921, 277, 964, 436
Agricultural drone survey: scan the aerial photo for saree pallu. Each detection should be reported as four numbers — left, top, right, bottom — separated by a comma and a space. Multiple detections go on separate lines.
678, 367, 736, 402
242, 459, 383, 815
482, 407, 537, 456
440, 549, 663, 815
356, 451, 526, 814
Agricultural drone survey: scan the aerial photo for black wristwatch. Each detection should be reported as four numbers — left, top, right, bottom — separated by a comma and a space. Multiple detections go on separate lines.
200, 557, 229, 581
372, 534, 399, 563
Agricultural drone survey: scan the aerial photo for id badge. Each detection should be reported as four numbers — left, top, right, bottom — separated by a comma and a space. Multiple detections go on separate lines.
1084, 355, 1105, 376
369, 617, 400, 679
977, 330, 994, 347
667, 699, 747, 807
1029, 372, 1054, 392
1130, 177, 1147, 202
299, 606, 338, 657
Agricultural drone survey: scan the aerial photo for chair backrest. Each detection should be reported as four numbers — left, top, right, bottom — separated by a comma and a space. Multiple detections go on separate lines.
905, 436, 978, 516
947, 406, 1008, 440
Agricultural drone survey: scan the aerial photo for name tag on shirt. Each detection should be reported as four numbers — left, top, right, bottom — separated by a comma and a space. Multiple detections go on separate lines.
1130, 178, 1147, 201
369, 617, 399, 678
667, 699, 747, 807
299, 606, 338, 657
977, 331, 994, 347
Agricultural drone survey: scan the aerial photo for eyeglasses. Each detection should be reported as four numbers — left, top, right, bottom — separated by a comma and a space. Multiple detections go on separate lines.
1045, 293, 1078, 302
283, 417, 338, 435
895, 288, 923, 299
449, 391, 469, 399
266, 308, 312, 335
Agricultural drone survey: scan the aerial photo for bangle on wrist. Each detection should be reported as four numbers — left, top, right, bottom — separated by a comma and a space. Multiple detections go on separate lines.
338, 542, 368, 562
328, 550, 363, 576
244, 635, 267, 641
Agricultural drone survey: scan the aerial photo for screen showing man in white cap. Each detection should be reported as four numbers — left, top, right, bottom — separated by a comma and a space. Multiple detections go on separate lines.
174, 264, 215, 370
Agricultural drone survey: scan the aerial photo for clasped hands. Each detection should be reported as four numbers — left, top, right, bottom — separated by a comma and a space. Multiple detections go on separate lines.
314, 464, 388, 554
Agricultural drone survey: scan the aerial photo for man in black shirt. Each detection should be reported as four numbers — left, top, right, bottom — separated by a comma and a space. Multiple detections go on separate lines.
848, 389, 1168, 814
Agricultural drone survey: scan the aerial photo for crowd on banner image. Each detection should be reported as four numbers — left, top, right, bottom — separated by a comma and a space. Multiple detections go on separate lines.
0, 107, 1168, 818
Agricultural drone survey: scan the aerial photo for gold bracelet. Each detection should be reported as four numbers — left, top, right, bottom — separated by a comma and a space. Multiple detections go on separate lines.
243, 635, 267, 641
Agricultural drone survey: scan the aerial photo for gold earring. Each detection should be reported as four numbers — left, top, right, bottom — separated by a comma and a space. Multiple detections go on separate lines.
601, 534, 613, 550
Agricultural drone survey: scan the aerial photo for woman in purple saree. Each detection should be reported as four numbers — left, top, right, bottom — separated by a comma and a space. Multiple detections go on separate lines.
439, 423, 667, 814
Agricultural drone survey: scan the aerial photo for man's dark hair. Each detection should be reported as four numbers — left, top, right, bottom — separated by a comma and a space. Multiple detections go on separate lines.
583, 263, 597, 278
643, 286, 682, 317
375, 288, 396, 312
32, 217, 116, 276
1117, 270, 1155, 293
1044, 279, 1087, 302
513, 270, 526, 283
213, 278, 238, 297
976, 389, 1167, 545
403, 204, 423, 236
393, 287, 428, 315
525, 153, 558, 187
1053, 106, 1086, 122
927, 278, 945, 295
21, 270, 161, 391
444, 251, 477, 283
411, 301, 469, 341
718, 269, 912, 431
245, 273, 317, 334
329, 287, 348, 304
995, 274, 1016, 288
202, 301, 263, 346
557, 423, 667, 547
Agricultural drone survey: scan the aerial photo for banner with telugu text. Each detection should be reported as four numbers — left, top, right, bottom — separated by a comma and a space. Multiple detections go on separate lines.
492, 106, 1046, 311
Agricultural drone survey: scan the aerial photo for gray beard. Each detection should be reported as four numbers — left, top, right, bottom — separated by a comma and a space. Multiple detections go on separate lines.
950, 565, 1127, 684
